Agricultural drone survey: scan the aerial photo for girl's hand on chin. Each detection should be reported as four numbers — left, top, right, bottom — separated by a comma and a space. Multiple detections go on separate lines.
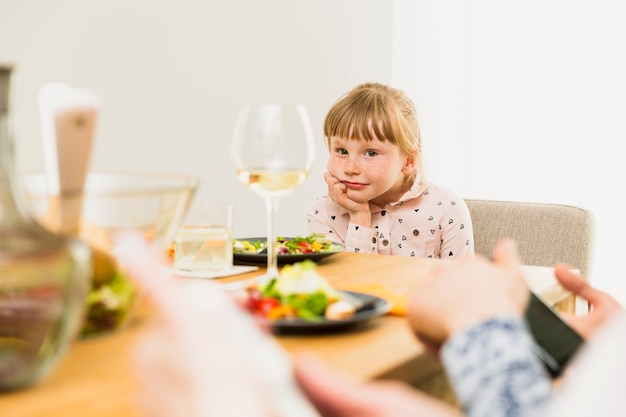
324, 171, 349, 206
324, 172, 371, 225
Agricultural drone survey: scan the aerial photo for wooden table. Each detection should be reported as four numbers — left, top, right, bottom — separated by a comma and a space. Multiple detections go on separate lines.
0, 252, 570, 417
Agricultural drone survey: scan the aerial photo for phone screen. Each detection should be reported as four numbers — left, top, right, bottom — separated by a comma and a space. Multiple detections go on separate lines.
525, 292, 585, 377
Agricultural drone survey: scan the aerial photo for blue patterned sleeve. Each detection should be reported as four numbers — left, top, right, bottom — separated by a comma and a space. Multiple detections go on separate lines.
441, 316, 553, 417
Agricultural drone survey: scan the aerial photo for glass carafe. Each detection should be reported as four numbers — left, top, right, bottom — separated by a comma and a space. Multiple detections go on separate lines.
0, 67, 91, 391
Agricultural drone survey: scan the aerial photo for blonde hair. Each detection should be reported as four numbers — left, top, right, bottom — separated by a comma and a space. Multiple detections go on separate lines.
323, 82, 423, 182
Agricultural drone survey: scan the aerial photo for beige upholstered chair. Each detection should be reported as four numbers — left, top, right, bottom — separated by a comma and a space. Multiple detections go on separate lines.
465, 199, 593, 275
465, 199, 594, 312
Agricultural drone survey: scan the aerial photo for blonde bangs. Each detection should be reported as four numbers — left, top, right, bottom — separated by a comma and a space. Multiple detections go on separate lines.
324, 89, 401, 146
323, 83, 420, 157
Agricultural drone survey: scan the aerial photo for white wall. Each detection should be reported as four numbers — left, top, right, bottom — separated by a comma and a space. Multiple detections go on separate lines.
3, 1, 626, 303
393, 0, 626, 303
0, 0, 393, 238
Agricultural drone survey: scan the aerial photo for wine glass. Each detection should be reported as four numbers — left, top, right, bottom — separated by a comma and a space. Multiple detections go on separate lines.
232, 104, 315, 281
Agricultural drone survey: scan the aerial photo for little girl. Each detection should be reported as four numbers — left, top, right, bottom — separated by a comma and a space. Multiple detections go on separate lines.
308, 82, 474, 259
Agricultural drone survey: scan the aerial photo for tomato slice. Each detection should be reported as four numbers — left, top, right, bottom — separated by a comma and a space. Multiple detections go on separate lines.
244, 288, 263, 312
296, 241, 313, 253
256, 297, 281, 316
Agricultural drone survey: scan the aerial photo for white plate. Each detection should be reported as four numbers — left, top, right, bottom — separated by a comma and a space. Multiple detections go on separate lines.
165, 265, 258, 279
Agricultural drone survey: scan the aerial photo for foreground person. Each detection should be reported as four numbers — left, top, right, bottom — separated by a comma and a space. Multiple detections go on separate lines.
296, 239, 625, 417
117, 233, 624, 417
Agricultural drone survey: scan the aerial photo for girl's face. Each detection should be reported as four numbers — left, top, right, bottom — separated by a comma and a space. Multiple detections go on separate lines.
327, 136, 415, 207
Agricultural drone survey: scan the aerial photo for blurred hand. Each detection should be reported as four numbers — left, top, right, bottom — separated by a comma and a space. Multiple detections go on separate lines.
553, 264, 624, 340
408, 239, 530, 354
115, 231, 317, 417
294, 352, 462, 417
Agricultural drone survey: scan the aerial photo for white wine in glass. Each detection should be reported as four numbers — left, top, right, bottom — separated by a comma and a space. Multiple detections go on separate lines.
232, 104, 315, 281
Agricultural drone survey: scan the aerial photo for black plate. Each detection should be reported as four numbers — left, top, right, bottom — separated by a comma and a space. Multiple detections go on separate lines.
270, 291, 391, 334
233, 236, 345, 266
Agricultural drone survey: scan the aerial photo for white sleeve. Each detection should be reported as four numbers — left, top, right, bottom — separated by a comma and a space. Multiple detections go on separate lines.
547, 311, 626, 416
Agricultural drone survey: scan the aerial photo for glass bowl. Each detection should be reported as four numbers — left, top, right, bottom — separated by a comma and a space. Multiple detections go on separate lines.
22, 171, 198, 337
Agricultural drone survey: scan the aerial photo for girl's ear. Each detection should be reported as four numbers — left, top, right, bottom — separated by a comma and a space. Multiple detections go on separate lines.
402, 150, 417, 175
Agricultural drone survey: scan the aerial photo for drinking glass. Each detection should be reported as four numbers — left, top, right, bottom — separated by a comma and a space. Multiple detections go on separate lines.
231, 104, 315, 281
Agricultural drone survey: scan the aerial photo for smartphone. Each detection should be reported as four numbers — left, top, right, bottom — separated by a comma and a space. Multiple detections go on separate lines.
525, 292, 585, 377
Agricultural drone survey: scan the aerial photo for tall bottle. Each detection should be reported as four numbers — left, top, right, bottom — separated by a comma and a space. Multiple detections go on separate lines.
0, 66, 91, 391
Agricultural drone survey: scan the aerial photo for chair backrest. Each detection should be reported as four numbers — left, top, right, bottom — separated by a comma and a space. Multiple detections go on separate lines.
465, 199, 594, 278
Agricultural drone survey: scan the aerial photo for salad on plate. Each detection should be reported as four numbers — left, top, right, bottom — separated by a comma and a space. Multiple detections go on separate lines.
242, 260, 358, 322
233, 234, 342, 256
